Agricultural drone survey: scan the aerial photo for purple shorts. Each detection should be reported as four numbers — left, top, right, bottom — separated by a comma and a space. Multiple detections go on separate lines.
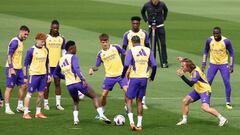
28, 75, 47, 93
188, 90, 211, 105
102, 76, 128, 91
67, 82, 90, 98
126, 78, 147, 99
5, 68, 25, 88
50, 67, 57, 77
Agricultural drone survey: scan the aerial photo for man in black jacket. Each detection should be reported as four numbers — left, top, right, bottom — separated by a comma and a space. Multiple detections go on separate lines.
141, 0, 168, 68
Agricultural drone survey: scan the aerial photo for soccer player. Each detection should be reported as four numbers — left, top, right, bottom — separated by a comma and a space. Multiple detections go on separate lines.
4, 25, 30, 114
54, 40, 111, 125
89, 33, 128, 116
202, 27, 234, 109
176, 57, 227, 126
122, 35, 157, 131
44, 20, 65, 111
23, 32, 51, 119
122, 16, 150, 110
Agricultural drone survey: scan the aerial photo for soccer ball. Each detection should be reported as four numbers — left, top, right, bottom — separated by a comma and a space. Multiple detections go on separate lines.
78, 91, 85, 100
114, 115, 125, 126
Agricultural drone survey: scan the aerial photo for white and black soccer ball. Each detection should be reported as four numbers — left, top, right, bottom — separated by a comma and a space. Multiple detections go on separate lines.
78, 91, 85, 100
114, 115, 125, 126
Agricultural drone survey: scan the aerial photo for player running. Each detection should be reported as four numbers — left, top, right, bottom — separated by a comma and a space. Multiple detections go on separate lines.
23, 32, 51, 119
54, 40, 111, 125
44, 20, 65, 111
4, 25, 30, 114
89, 33, 128, 117
176, 57, 228, 126
122, 35, 157, 131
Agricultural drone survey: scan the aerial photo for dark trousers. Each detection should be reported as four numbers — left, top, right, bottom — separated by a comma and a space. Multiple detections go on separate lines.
0, 88, 3, 100
149, 26, 168, 64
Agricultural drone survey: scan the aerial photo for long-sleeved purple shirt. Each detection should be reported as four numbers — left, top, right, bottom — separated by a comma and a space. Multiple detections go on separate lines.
202, 37, 234, 69
122, 46, 157, 80
54, 54, 85, 82
7, 38, 19, 68
24, 45, 49, 78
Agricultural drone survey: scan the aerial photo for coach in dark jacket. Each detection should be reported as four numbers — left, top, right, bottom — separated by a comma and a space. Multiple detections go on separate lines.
141, 0, 168, 68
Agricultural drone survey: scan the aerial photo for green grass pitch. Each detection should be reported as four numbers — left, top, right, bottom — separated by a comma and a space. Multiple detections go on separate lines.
0, 0, 240, 135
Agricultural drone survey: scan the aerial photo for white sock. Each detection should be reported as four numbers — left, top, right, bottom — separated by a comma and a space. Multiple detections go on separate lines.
183, 115, 187, 121
18, 100, 23, 107
217, 114, 224, 120
128, 113, 134, 124
96, 107, 104, 117
56, 95, 61, 105
73, 111, 79, 122
137, 116, 142, 127
36, 107, 41, 114
44, 99, 49, 106
5, 103, 10, 111
24, 107, 29, 114
142, 96, 146, 104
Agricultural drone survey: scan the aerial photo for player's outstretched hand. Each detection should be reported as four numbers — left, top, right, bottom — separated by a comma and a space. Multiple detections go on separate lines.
201, 65, 206, 72
47, 75, 51, 83
177, 69, 184, 77
88, 68, 94, 75
82, 81, 88, 88
177, 56, 184, 62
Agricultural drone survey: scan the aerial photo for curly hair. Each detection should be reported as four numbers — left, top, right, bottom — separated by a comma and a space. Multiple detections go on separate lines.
35, 32, 47, 40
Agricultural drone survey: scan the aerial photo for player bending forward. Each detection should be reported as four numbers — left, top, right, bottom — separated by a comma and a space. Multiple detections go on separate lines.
54, 40, 111, 125
176, 57, 227, 126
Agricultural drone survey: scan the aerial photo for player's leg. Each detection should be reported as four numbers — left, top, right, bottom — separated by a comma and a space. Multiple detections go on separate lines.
199, 92, 227, 126
158, 27, 168, 67
35, 75, 48, 118
101, 90, 109, 109
23, 92, 33, 119
4, 68, 16, 114
83, 84, 111, 124
44, 81, 51, 110
135, 79, 147, 131
16, 70, 27, 112
4, 87, 14, 114
67, 84, 80, 125
207, 64, 218, 85
23, 75, 38, 119
101, 77, 116, 111
176, 90, 198, 125
125, 78, 138, 130
119, 77, 128, 112
54, 77, 64, 110
219, 64, 232, 109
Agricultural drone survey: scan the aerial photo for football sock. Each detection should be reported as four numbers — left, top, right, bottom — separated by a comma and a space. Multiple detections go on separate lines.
18, 100, 23, 107
137, 116, 142, 127
56, 95, 61, 105
44, 99, 49, 106
73, 111, 79, 121
36, 107, 41, 114
128, 113, 134, 124
96, 107, 104, 117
